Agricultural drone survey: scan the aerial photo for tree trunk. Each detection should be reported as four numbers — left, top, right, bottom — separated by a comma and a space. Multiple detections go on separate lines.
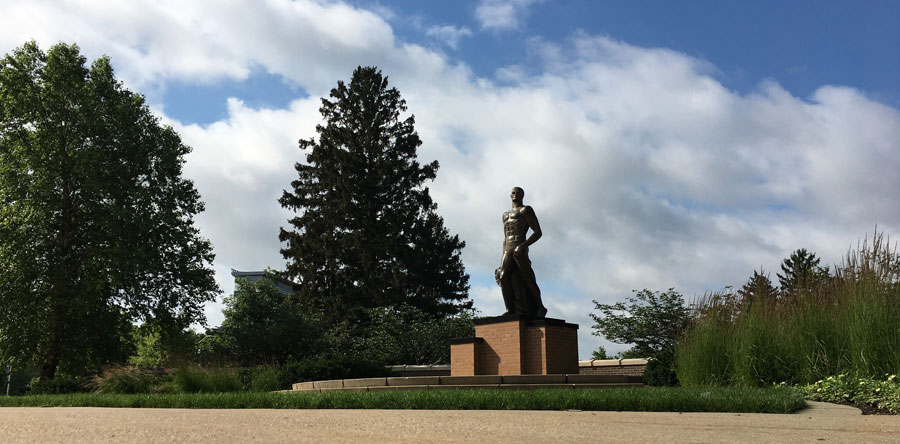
40, 151, 73, 383
39, 312, 62, 382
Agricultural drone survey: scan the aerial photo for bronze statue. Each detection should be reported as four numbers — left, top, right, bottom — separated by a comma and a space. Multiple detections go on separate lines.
495, 187, 547, 319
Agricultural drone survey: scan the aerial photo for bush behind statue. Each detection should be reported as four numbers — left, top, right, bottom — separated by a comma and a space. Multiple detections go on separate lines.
643, 351, 679, 387
26, 374, 92, 395
591, 288, 689, 386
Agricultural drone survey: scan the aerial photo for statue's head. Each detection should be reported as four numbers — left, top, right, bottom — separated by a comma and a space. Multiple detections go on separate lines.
510, 187, 524, 203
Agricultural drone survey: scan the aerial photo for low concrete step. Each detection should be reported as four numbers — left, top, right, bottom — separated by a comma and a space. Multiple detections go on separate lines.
288, 374, 644, 393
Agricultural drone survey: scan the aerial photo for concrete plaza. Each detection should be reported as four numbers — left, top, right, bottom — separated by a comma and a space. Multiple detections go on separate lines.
1, 402, 897, 443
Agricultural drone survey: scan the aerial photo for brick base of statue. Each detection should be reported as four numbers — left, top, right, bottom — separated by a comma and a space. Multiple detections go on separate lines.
449, 314, 578, 376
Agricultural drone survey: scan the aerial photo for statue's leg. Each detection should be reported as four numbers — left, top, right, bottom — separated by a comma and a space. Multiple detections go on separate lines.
499, 251, 517, 314
513, 249, 547, 318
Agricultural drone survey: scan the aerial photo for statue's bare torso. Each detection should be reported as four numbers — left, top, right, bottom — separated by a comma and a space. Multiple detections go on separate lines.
503, 206, 531, 252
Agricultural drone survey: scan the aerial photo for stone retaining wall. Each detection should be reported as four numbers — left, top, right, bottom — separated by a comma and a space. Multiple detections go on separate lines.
292, 374, 643, 392
577, 359, 648, 376
387, 358, 648, 378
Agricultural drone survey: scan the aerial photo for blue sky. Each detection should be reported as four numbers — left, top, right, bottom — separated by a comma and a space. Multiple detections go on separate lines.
163, 1, 900, 124
3, 0, 899, 358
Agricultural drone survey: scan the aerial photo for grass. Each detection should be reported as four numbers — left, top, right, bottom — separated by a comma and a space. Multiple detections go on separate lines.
172, 367, 245, 393
0, 386, 806, 413
677, 231, 900, 387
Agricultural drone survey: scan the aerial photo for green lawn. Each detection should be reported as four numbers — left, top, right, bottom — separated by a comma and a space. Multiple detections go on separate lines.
0, 386, 806, 413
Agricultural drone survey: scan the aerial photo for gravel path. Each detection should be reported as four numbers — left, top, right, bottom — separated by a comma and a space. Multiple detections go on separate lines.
2, 402, 897, 443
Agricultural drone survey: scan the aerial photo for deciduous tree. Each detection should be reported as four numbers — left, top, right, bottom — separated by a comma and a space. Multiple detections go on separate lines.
591, 289, 689, 386
211, 277, 323, 365
0, 42, 219, 380
590, 288, 690, 357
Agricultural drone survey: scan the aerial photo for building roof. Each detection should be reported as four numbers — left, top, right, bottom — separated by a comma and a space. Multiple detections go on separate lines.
230, 269, 298, 295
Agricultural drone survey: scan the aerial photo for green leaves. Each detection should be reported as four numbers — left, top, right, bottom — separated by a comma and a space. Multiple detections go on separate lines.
212, 277, 323, 365
777, 248, 829, 299
590, 288, 690, 357
0, 41, 219, 379
279, 66, 470, 322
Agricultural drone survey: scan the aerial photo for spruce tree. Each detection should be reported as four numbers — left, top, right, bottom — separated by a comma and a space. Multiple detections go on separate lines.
279, 66, 470, 321
777, 248, 829, 298
737, 268, 777, 308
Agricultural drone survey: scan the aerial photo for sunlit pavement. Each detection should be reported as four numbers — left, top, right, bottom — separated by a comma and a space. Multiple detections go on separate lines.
1, 402, 897, 444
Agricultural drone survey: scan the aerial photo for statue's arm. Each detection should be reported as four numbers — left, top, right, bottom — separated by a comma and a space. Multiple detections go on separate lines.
499, 213, 507, 265
496, 213, 508, 285
521, 206, 542, 248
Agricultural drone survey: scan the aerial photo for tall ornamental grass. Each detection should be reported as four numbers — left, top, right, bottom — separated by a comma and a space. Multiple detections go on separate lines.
677, 232, 900, 386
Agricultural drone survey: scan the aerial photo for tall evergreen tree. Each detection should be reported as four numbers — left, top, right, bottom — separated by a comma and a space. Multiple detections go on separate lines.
0, 42, 220, 381
777, 248, 829, 298
738, 268, 777, 308
279, 66, 470, 321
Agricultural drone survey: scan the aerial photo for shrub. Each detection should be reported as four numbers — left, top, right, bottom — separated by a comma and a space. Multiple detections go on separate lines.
801, 374, 900, 413
591, 289, 690, 358
0, 366, 39, 396
25, 374, 91, 394
89, 366, 168, 394
278, 355, 388, 387
248, 366, 282, 392
173, 367, 244, 393
358, 306, 475, 366
644, 350, 679, 386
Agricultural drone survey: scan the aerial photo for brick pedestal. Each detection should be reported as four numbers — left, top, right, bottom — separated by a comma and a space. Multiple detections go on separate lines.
450, 315, 578, 376
449, 338, 483, 376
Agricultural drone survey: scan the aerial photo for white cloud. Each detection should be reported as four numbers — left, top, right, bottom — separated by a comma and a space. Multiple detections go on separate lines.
0, 0, 396, 94
426, 25, 473, 49
474, 0, 542, 31
3, 1, 899, 358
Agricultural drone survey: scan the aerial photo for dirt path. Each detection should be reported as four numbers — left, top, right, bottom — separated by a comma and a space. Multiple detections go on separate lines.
1, 402, 897, 443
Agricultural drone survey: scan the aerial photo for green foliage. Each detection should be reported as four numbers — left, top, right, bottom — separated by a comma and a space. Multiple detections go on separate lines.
248, 366, 282, 392
357, 305, 475, 365
591, 345, 609, 360
89, 366, 166, 394
0, 41, 220, 381
618, 348, 646, 359
0, 366, 39, 396
205, 281, 472, 374
172, 367, 245, 393
777, 248, 829, 299
801, 374, 900, 413
279, 66, 470, 322
278, 355, 388, 385
591, 288, 690, 357
86, 365, 290, 394
25, 374, 91, 394
677, 232, 900, 386
643, 350, 678, 387
211, 277, 324, 366
128, 323, 203, 368
737, 269, 777, 308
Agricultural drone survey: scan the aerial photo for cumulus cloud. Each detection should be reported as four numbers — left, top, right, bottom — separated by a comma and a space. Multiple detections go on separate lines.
3, 1, 899, 357
0, 0, 396, 94
474, 0, 542, 31
426, 25, 473, 49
